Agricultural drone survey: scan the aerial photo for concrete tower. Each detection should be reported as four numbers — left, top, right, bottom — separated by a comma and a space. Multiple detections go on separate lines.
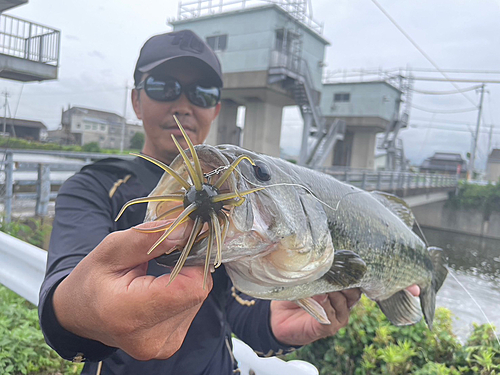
170, 0, 328, 158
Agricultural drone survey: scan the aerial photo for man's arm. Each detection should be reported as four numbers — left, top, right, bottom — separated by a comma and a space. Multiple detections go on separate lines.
39, 172, 211, 362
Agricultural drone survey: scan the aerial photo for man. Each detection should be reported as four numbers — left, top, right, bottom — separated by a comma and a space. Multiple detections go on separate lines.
38, 29, 402, 374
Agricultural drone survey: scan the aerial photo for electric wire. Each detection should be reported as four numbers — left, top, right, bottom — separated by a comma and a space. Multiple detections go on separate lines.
369, 0, 479, 108
409, 124, 500, 135
411, 103, 478, 114
413, 85, 482, 95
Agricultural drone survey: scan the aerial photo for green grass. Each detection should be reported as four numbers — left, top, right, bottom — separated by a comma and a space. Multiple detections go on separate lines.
0, 284, 83, 375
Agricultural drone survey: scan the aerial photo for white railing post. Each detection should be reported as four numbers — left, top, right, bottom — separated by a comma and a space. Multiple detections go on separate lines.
36, 164, 51, 217
5, 151, 14, 224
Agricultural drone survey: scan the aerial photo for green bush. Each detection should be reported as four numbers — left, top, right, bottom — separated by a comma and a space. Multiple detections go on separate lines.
81, 142, 100, 153
287, 296, 500, 374
0, 284, 83, 375
0, 136, 83, 152
129, 132, 145, 150
0, 218, 52, 249
447, 181, 500, 219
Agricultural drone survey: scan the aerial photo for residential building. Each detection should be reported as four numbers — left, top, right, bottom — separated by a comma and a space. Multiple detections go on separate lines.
48, 106, 144, 150
420, 152, 467, 176
0, 117, 47, 140
486, 149, 500, 182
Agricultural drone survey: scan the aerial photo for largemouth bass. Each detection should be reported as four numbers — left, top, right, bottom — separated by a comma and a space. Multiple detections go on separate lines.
118, 119, 448, 329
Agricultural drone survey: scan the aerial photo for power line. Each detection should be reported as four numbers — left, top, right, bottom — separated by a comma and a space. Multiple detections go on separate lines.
413, 85, 482, 95
412, 116, 494, 127
406, 68, 500, 75
369, 0, 478, 107
411, 76, 500, 84
411, 103, 478, 114
409, 123, 500, 135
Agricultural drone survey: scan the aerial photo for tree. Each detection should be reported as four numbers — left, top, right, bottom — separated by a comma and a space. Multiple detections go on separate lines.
129, 132, 145, 150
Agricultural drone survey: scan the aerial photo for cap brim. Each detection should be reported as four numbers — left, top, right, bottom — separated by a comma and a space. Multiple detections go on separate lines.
137, 56, 223, 87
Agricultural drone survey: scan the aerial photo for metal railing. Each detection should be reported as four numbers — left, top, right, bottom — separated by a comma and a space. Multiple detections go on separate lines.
0, 13, 60, 66
0, 150, 134, 223
175, 0, 323, 34
320, 168, 459, 195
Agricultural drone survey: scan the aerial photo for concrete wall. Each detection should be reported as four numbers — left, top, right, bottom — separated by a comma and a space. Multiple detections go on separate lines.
320, 81, 401, 121
350, 131, 377, 169
412, 200, 500, 239
486, 162, 500, 183
172, 5, 328, 91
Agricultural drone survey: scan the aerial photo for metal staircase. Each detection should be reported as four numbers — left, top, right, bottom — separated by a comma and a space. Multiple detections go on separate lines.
381, 72, 414, 170
268, 24, 344, 168
306, 119, 346, 167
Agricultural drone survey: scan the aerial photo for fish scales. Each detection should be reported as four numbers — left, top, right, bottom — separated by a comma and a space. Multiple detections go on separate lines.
134, 142, 447, 329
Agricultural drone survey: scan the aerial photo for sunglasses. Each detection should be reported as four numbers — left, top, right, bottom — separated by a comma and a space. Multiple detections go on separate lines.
136, 75, 221, 108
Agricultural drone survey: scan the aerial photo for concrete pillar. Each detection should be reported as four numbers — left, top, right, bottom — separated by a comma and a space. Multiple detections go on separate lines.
242, 101, 283, 157
350, 131, 377, 169
206, 99, 240, 146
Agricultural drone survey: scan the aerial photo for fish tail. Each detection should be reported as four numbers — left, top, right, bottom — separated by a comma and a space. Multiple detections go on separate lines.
420, 247, 448, 330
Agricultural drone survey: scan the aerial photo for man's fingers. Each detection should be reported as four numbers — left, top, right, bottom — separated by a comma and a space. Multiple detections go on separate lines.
94, 220, 194, 270
327, 292, 349, 324
341, 288, 362, 309
406, 284, 420, 297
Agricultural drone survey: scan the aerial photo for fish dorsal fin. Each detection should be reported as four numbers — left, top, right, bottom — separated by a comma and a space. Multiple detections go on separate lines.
371, 191, 415, 228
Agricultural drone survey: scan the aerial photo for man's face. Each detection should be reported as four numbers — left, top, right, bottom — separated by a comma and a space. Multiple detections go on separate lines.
132, 60, 221, 165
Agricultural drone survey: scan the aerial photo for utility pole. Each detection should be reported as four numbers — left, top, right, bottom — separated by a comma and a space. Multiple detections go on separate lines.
2, 91, 9, 135
487, 122, 494, 157
468, 84, 486, 180
120, 83, 128, 153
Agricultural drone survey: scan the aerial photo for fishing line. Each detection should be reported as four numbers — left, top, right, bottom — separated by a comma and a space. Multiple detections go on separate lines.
414, 219, 429, 247
447, 268, 500, 346
228, 167, 368, 212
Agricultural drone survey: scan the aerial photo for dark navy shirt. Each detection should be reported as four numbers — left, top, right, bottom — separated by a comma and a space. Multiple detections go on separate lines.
38, 157, 294, 375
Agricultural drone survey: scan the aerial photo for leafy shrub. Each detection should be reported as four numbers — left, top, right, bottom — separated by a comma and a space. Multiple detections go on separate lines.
0, 284, 82, 375
0, 136, 83, 152
0, 217, 52, 249
129, 132, 145, 150
286, 296, 500, 374
82, 142, 100, 153
447, 182, 500, 219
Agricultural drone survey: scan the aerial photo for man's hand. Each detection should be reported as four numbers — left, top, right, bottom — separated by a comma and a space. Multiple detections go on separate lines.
270, 289, 361, 346
53, 220, 212, 361
270, 285, 421, 347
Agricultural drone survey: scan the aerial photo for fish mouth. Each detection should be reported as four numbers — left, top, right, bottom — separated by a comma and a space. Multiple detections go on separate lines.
116, 116, 265, 288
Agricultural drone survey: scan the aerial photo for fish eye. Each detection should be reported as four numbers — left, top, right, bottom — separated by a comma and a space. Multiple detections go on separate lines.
252, 161, 271, 181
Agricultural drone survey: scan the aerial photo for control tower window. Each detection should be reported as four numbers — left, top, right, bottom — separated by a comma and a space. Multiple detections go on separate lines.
334, 93, 350, 103
207, 35, 227, 51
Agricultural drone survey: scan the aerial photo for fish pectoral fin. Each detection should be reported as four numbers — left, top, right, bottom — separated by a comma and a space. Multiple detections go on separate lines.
324, 250, 367, 288
376, 289, 422, 326
295, 298, 331, 325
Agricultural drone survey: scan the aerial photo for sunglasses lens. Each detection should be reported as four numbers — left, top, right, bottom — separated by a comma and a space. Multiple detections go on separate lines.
187, 86, 220, 108
144, 76, 181, 102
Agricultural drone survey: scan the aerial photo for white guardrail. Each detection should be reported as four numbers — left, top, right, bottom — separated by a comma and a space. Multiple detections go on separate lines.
0, 231, 318, 375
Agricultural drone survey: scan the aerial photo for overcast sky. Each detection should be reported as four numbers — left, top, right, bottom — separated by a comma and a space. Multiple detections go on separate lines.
2, 0, 500, 170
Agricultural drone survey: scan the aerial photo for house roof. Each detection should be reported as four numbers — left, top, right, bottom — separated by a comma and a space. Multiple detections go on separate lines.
1, 117, 47, 129
429, 152, 464, 162
65, 106, 124, 121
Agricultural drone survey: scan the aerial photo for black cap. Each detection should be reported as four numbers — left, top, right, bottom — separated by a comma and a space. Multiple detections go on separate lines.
134, 29, 223, 87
